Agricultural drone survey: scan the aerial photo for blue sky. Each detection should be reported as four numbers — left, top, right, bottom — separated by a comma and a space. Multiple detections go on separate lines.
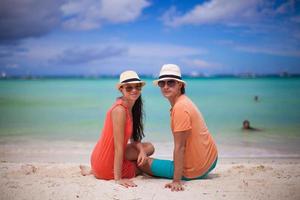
1, 0, 300, 76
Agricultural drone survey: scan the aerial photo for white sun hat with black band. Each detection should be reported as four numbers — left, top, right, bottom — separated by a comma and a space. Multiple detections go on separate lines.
153, 64, 186, 86
116, 70, 146, 89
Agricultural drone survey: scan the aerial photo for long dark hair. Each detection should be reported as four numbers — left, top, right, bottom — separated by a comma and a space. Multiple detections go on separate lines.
132, 95, 145, 141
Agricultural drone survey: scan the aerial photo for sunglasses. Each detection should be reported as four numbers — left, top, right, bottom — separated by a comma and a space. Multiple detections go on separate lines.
123, 84, 142, 92
158, 80, 177, 88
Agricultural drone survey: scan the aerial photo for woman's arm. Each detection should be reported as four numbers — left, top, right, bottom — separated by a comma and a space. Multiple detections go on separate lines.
111, 106, 126, 181
131, 140, 147, 166
111, 106, 137, 187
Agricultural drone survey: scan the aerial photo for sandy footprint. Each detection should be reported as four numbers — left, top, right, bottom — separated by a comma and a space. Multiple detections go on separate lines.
21, 164, 37, 175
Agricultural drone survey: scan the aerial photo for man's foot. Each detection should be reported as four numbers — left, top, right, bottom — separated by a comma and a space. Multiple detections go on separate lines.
79, 165, 93, 176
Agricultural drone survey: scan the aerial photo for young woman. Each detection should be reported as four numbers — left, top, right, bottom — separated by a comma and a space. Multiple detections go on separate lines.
80, 70, 154, 188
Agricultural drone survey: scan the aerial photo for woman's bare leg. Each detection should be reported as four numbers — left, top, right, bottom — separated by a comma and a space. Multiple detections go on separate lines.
79, 143, 154, 177
79, 165, 93, 176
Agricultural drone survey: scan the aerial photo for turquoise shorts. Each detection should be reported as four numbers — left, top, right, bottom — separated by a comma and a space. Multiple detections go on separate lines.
150, 157, 218, 180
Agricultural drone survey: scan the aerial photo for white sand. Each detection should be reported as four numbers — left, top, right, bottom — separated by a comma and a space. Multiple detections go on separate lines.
0, 139, 300, 200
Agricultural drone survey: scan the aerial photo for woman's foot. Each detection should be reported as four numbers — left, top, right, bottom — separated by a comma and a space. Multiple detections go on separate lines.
79, 165, 93, 176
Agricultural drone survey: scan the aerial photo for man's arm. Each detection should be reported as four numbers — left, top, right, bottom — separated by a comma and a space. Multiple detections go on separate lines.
173, 130, 190, 181
165, 130, 191, 191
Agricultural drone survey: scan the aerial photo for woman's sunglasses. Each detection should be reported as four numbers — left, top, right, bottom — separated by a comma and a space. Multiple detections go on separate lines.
123, 84, 142, 92
158, 80, 177, 88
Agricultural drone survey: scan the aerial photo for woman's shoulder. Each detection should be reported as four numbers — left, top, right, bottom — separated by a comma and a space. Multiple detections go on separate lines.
112, 104, 126, 113
110, 105, 126, 122
112, 98, 125, 109
114, 97, 128, 107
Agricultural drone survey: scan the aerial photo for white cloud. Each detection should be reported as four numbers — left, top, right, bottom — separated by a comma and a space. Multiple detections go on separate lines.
162, 0, 298, 28
291, 15, 300, 23
163, 0, 261, 27
61, 0, 150, 30
128, 43, 206, 58
51, 46, 127, 64
235, 45, 300, 58
100, 0, 150, 23
218, 39, 300, 58
0, 0, 63, 42
181, 58, 221, 69
275, 0, 296, 14
12, 37, 208, 72
5, 63, 19, 69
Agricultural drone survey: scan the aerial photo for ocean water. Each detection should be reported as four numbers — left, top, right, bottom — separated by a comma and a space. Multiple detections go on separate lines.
1, 78, 300, 157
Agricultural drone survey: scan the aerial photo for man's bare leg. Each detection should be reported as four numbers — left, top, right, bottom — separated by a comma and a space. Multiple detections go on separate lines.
125, 142, 155, 176
125, 142, 155, 161
138, 157, 154, 176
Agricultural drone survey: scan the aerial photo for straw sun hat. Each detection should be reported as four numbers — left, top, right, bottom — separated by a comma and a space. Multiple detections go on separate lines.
153, 64, 186, 86
116, 70, 146, 89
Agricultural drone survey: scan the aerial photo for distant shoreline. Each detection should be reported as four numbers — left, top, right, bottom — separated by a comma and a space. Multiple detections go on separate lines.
1, 73, 300, 80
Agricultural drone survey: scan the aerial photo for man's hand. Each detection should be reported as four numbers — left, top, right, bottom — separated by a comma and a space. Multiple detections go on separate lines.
165, 181, 184, 191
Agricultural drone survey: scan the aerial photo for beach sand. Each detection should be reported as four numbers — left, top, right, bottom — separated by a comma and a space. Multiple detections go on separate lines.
1, 139, 300, 200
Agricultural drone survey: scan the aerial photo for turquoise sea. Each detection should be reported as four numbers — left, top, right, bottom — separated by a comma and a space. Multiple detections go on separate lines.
1, 78, 300, 157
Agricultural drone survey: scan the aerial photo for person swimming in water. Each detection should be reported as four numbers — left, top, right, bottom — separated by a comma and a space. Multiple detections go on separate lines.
242, 120, 261, 131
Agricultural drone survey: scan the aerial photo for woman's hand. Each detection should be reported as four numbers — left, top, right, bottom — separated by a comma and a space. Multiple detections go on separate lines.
115, 179, 137, 188
165, 181, 184, 191
137, 150, 148, 166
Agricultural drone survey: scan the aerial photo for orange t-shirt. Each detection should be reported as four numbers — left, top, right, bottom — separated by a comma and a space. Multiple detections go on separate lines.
90, 98, 136, 180
171, 95, 218, 178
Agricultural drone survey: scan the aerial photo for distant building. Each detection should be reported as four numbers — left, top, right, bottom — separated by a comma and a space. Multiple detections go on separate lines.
280, 71, 290, 77
238, 72, 256, 78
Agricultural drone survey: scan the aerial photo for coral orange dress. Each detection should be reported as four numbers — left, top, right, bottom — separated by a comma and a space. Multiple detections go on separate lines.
91, 98, 136, 180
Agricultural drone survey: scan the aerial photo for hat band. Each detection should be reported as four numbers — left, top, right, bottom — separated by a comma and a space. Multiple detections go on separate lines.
159, 74, 182, 80
121, 78, 141, 83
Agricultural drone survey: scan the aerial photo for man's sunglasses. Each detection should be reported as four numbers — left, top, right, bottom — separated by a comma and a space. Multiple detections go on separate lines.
158, 80, 177, 88
123, 84, 142, 92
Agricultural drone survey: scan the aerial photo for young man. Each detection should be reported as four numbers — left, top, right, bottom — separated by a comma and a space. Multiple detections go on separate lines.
139, 64, 218, 191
